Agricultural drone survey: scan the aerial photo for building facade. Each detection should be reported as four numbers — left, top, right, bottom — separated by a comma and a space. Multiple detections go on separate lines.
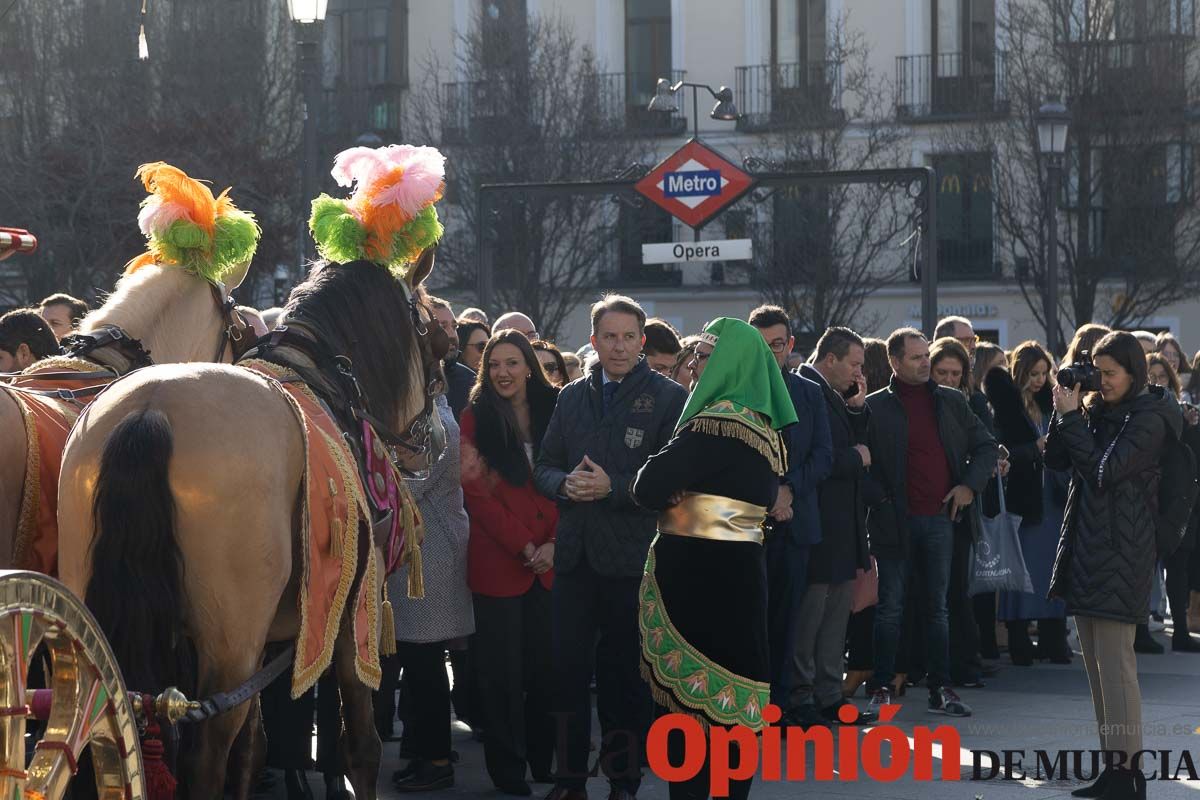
321, 0, 1200, 352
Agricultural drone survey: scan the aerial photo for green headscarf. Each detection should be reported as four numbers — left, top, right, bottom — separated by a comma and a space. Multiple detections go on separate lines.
675, 318, 798, 475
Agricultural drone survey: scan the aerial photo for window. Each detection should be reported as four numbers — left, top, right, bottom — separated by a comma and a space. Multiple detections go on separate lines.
933, 0, 995, 70
1063, 0, 1194, 39
932, 152, 995, 278
625, 0, 672, 113
329, 0, 407, 87
617, 204, 679, 286
480, 0, 527, 72
773, 0, 827, 65
771, 164, 833, 287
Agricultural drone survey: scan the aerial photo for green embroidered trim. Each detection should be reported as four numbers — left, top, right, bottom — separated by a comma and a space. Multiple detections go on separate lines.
684, 401, 787, 476
638, 544, 770, 731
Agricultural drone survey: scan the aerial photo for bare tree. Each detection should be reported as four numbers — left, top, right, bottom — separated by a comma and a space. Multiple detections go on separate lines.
941, 0, 1200, 344
0, 0, 302, 306
738, 19, 912, 336
407, 10, 649, 342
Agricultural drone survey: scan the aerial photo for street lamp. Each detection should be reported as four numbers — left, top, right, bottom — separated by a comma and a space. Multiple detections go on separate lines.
1036, 99, 1070, 355
647, 78, 740, 140
288, 0, 328, 265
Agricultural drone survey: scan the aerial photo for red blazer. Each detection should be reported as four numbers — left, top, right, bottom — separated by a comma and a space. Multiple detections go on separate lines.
460, 408, 557, 597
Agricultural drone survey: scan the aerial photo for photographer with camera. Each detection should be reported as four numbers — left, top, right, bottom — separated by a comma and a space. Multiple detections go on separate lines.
1048, 331, 1183, 800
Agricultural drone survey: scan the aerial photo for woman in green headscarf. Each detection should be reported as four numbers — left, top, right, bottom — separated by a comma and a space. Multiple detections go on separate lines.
632, 317, 797, 800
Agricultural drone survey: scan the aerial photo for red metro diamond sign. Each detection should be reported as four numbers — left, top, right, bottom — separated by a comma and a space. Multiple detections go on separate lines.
634, 140, 756, 230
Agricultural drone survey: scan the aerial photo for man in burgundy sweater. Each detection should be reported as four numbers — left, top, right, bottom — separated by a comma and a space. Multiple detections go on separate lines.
863, 328, 998, 718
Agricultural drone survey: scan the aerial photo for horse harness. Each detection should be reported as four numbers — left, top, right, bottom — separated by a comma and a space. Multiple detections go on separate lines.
0, 280, 254, 403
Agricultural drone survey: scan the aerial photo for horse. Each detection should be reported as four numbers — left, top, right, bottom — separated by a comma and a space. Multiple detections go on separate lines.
57, 250, 445, 800
0, 260, 253, 572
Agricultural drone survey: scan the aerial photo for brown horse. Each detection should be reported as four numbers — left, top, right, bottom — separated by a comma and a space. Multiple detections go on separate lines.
57, 252, 443, 800
0, 261, 252, 569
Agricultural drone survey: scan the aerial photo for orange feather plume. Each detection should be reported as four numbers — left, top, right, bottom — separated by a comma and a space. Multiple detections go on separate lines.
136, 162, 219, 242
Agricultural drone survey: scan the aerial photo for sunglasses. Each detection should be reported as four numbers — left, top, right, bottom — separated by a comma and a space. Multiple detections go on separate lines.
541, 362, 560, 374
466, 342, 487, 352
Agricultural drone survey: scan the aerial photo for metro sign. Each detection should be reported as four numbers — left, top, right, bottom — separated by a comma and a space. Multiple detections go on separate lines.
635, 140, 756, 229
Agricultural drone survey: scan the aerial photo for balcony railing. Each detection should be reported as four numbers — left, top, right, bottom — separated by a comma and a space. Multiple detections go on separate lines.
1067, 38, 1188, 113
442, 70, 688, 141
582, 70, 688, 135
441, 72, 547, 143
896, 51, 1009, 120
321, 83, 405, 141
735, 61, 843, 131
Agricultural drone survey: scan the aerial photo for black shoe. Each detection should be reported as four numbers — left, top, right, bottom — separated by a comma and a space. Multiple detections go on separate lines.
927, 686, 972, 717
393, 761, 454, 792
1096, 767, 1144, 800
821, 698, 876, 725
1133, 624, 1165, 654
783, 703, 829, 729
1173, 634, 1200, 652
495, 779, 532, 796
1007, 620, 1035, 666
392, 759, 423, 784
1071, 766, 1112, 797
283, 770, 314, 800
955, 677, 986, 689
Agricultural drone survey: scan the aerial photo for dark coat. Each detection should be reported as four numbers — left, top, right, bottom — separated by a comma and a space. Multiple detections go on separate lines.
984, 367, 1052, 524
534, 357, 688, 578
799, 365, 871, 583
864, 378, 999, 559
1046, 387, 1183, 623
776, 369, 833, 547
444, 359, 475, 421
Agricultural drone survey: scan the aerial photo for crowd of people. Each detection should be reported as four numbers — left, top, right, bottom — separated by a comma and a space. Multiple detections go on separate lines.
3, 288, 1195, 800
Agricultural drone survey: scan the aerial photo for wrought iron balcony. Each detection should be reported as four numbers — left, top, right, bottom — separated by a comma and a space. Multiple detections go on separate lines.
896, 51, 1009, 120
441, 72, 545, 144
582, 69, 688, 136
734, 61, 843, 131
1066, 38, 1188, 114
321, 83, 405, 141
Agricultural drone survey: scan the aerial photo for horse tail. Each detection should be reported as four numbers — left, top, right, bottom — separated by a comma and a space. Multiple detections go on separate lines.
84, 409, 192, 695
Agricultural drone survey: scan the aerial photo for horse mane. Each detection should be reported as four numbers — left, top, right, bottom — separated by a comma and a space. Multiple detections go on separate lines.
283, 261, 423, 432
79, 265, 217, 360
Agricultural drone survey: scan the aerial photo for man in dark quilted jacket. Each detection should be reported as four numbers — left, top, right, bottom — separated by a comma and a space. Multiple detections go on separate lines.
534, 295, 687, 800
1046, 330, 1181, 800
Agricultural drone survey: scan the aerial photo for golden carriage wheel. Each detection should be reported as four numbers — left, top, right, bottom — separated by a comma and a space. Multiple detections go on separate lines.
0, 570, 144, 800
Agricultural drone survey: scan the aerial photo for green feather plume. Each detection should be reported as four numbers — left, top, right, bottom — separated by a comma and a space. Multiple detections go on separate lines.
310, 195, 367, 264
208, 209, 262, 283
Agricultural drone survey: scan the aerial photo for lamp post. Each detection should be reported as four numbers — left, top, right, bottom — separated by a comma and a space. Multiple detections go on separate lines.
288, 0, 328, 267
648, 79, 739, 250
1036, 99, 1070, 356
647, 78, 739, 142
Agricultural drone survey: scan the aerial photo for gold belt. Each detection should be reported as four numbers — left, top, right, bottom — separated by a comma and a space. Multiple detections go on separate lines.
658, 492, 768, 545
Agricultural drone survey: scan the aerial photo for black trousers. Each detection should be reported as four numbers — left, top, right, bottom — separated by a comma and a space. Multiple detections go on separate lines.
1167, 549, 1193, 638
473, 584, 554, 785
974, 592, 999, 659
765, 533, 808, 708
948, 529, 983, 683
375, 641, 452, 761
551, 561, 651, 793
665, 724, 753, 800
260, 655, 314, 770
845, 607, 874, 671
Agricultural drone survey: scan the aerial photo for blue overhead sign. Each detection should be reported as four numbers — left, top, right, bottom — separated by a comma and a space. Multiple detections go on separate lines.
663, 169, 722, 198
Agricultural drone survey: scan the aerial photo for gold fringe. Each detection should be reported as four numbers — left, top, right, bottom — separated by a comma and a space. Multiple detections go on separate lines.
7, 388, 40, 568
687, 417, 787, 475
639, 659, 712, 732
330, 518, 343, 559
406, 536, 425, 599
380, 583, 397, 656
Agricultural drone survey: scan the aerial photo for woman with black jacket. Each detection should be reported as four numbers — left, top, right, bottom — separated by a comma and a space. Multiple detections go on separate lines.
1146, 353, 1200, 653
987, 341, 1071, 665
1047, 331, 1183, 800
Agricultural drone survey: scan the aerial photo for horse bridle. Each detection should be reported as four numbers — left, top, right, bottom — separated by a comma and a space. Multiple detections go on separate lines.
55, 279, 253, 371
246, 286, 448, 466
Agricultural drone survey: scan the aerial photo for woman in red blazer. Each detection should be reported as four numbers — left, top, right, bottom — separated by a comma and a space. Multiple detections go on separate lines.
460, 329, 559, 796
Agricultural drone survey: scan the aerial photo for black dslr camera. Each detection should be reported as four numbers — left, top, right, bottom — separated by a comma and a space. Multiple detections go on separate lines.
1057, 350, 1101, 391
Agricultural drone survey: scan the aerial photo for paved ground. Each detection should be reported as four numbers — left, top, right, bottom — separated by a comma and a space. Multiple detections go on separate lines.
257, 624, 1200, 799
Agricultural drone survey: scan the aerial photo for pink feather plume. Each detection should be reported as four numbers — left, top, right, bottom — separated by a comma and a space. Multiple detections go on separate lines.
368, 145, 446, 214
138, 197, 192, 238
330, 147, 392, 190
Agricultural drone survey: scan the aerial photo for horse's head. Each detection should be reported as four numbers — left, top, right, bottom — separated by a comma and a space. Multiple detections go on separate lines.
279, 249, 449, 476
